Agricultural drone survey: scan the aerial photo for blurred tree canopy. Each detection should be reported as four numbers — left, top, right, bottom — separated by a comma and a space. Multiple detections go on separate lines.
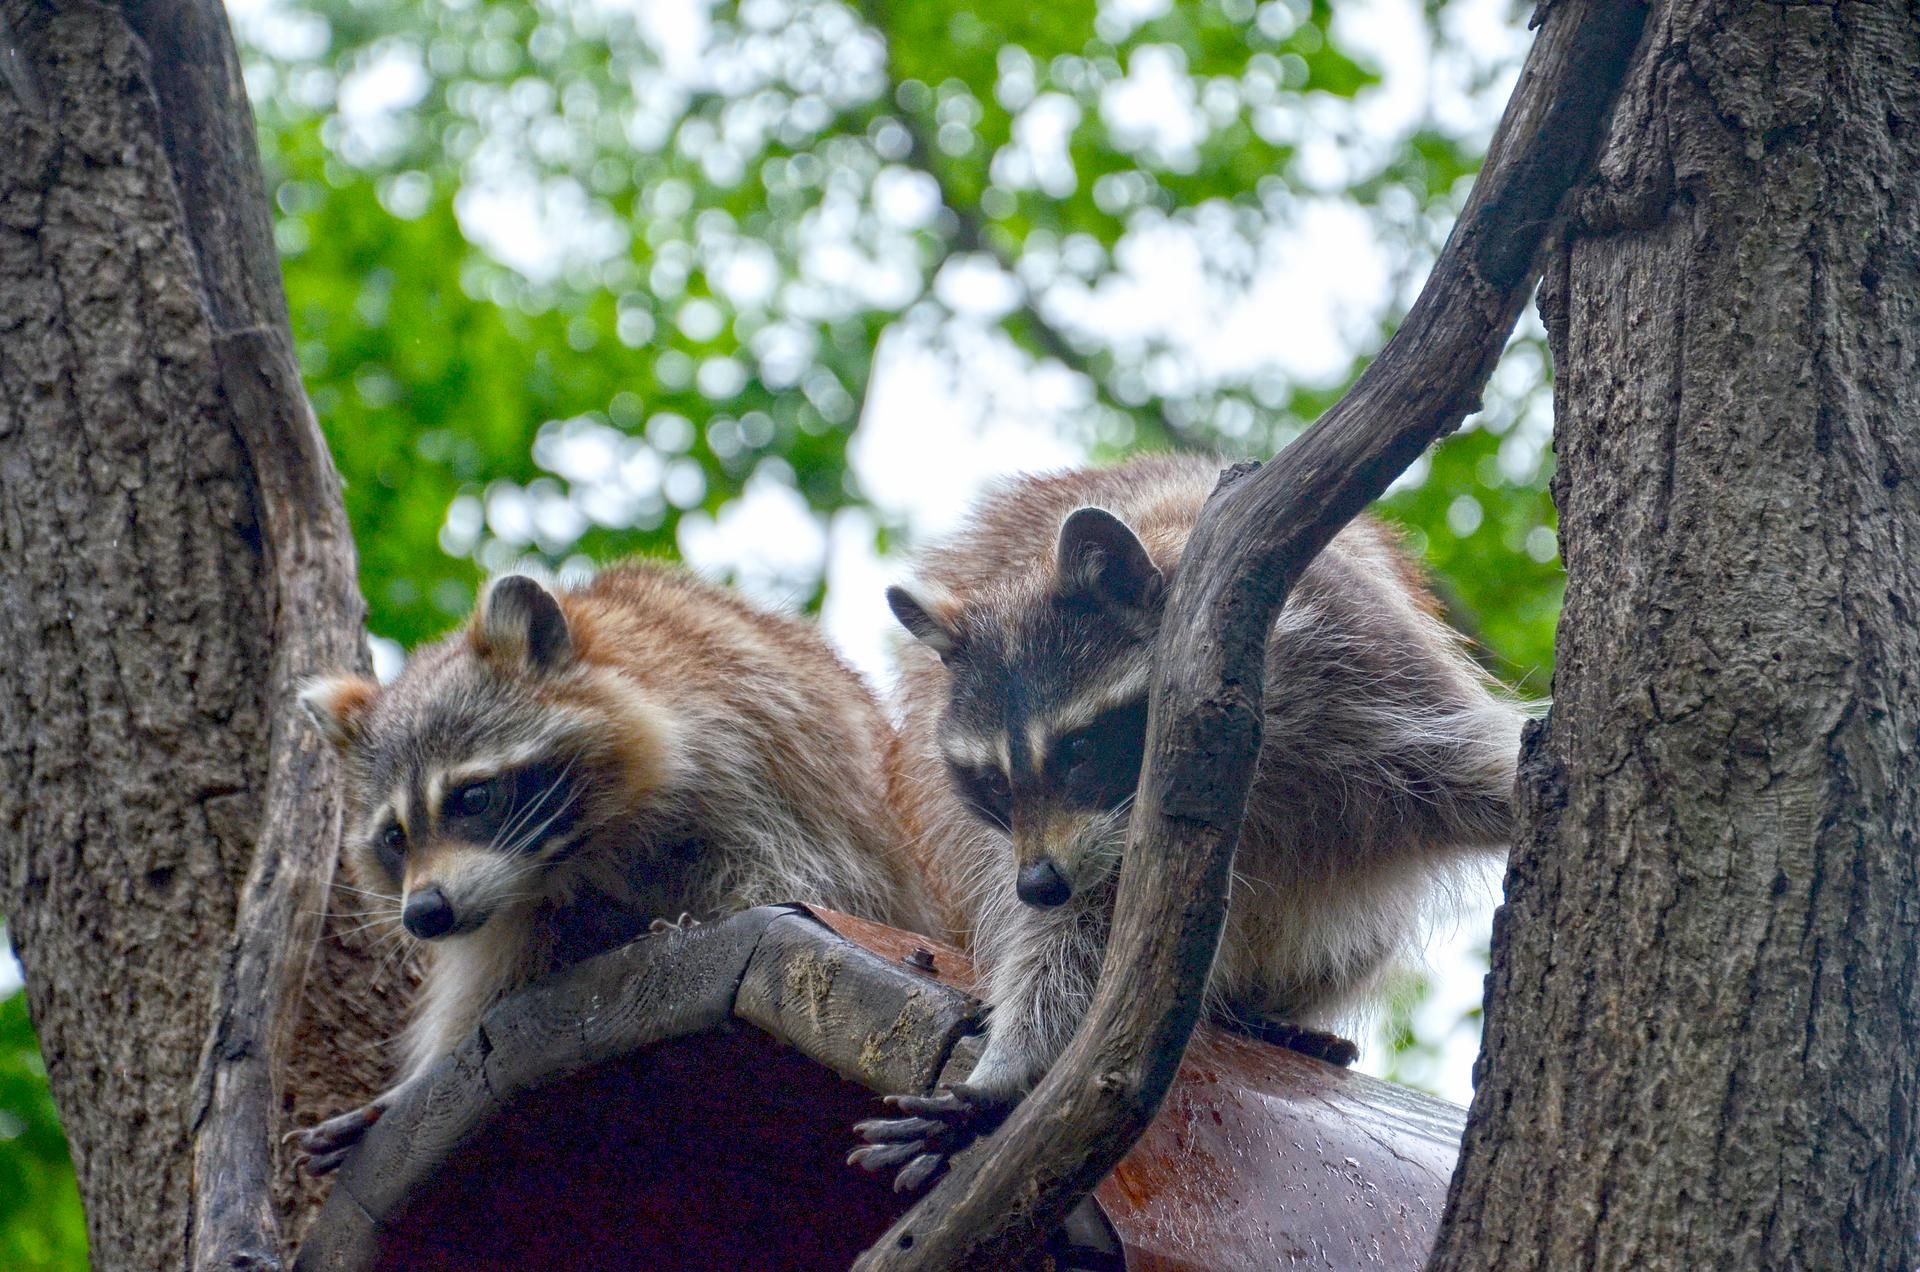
1, 0, 1551, 1262
238, 0, 1555, 681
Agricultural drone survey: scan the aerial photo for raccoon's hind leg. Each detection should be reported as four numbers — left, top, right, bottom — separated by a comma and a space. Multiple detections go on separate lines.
1218, 1011, 1360, 1066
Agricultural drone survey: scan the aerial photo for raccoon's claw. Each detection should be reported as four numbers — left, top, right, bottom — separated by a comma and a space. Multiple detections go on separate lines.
300, 1145, 357, 1176
844, 1137, 926, 1173
848, 1084, 1015, 1193
647, 912, 701, 935
286, 1101, 384, 1176
893, 1151, 945, 1194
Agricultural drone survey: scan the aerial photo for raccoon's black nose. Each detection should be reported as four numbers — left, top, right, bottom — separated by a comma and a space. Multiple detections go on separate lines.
1016, 858, 1072, 908
403, 886, 456, 940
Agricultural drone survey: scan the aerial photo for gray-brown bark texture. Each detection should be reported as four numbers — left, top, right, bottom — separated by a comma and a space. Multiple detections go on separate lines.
0, 3, 406, 1268
1430, 4, 1920, 1269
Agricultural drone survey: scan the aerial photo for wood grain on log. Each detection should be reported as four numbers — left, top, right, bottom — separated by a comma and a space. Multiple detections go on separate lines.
852, 3, 1650, 1267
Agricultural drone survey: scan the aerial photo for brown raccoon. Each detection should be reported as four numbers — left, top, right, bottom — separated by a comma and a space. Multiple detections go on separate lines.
290, 562, 932, 1172
853, 453, 1524, 1189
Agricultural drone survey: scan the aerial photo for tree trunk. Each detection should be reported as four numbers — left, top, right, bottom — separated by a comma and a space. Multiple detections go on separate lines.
1430, 4, 1920, 1268
0, 3, 407, 1267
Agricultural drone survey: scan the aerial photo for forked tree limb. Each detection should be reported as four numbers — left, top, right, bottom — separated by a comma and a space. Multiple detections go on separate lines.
852, 3, 1650, 1268
0, 1, 380, 1267
108, 3, 376, 1269
187, 328, 370, 1271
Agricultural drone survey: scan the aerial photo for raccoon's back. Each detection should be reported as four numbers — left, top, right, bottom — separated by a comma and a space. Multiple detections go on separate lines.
563, 562, 936, 933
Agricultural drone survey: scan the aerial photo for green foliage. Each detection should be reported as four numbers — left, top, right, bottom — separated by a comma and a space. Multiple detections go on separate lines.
1385, 405, 1561, 695
259, 0, 926, 641
0, 978, 87, 1270
238, 0, 1552, 664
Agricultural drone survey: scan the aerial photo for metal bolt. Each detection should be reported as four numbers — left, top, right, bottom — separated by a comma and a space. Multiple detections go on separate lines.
904, 946, 936, 973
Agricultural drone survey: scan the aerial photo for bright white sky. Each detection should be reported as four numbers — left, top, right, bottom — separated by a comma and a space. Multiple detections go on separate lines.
5, 0, 1532, 1103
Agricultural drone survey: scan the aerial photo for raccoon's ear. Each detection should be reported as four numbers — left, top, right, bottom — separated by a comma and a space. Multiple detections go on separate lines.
1056, 507, 1163, 612
300, 674, 380, 752
475, 575, 574, 673
887, 585, 961, 659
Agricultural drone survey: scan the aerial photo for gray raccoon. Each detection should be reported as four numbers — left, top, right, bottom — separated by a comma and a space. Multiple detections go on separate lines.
856, 453, 1522, 1186
291, 563, 933, 1172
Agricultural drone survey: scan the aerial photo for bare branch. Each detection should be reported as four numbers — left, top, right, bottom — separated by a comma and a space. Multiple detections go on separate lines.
852, 2, 1649, 1266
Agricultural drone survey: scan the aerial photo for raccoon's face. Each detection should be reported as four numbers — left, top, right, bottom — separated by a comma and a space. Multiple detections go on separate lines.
303, 576, 677, 941
350, 747, 586, 940
891, 507, 1165, 910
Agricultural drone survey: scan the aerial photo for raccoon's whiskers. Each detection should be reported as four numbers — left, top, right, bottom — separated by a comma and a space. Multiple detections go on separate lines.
371, 931, 416, 984
500, 799, 575, 863
485, 778, 551, 858
483, 755, 580, 867
330, 881, 400, 902
333, 914, 405, 941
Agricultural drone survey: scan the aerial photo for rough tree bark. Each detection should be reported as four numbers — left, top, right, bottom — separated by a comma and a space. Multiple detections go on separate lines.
0, 3, 408, 1268
855, 3, 1647, 1267
1429, 4, 1920, 1269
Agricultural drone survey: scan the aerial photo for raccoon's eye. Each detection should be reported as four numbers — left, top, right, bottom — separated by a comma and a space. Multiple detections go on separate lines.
373, 823, 406, 877
1053, 699, 1149, 811
953, 764, 1012, 832
452, 779, 499, 818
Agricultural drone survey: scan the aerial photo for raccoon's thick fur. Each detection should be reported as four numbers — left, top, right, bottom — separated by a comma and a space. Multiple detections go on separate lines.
885, 453, 1524, 1108
293, 562, 932, 1169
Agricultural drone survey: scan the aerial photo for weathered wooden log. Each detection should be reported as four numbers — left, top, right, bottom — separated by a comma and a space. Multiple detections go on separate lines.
294, 906, 1467, 1271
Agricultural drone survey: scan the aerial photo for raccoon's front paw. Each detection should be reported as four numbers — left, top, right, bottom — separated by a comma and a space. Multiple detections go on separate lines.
647, 912, 702, 935
285, 1101, 385, 1176
847, 1084, 1017, 1194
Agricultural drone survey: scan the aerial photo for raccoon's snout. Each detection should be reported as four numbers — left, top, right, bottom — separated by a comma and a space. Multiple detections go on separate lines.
1016, 858, 1073, 908
403, 886, 457, 940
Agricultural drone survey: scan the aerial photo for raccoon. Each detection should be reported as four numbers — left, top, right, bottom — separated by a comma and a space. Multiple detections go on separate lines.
852, 453, 1524, 1189
290, 562, 933, 1173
